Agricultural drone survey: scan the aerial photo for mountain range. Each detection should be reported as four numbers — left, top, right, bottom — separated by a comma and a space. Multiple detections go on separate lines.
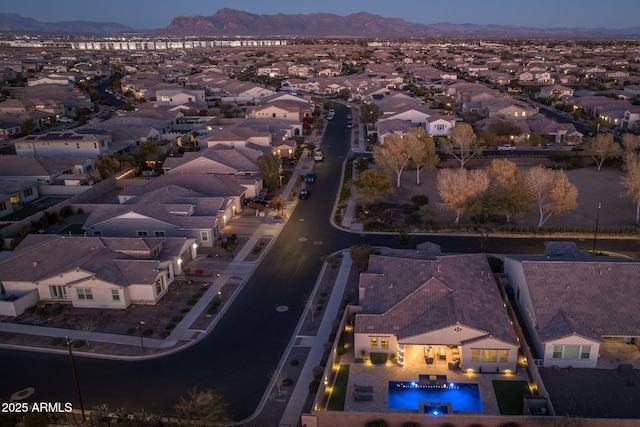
1, 8, 639, 38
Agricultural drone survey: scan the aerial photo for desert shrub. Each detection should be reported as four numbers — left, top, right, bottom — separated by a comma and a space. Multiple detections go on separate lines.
369, 352, 388, 364
411, 194, 429, 206
142, 329, 153, 337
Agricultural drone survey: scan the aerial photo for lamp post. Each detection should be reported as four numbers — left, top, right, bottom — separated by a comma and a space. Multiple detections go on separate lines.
138, 320, 145, 350
279, 175, 284, 191
592, 202, 602, 253
66, 336, 85, 422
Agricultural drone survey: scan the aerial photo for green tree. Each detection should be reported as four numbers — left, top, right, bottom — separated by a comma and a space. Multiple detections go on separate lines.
20, 117, 36, 134
354, 168, 393, 210
175, 386, 231, 426
139, 139, 161, 166
256, 154, 282, 190
360, 101, 380, 124
349, 244, 376, 269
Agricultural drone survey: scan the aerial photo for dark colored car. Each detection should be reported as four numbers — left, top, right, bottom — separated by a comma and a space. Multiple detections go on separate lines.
304, 172, 316, 183
245, 195, 271, 206
298, 188, 310, 199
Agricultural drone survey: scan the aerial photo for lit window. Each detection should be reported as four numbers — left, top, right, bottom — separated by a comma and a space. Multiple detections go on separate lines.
370, 337, 378, 348
381, 338, 389, 349
499, 349, 509, 363
471, 349, 480, 362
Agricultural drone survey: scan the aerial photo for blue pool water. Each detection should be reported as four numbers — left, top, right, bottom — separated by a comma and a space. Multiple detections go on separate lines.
388, 381, 483, 412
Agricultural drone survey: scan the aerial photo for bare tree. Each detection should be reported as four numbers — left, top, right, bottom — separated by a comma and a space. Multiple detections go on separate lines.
436, 168, 489, 224
584, 133, 623, 171
303, 293, 322, 323
80, 318, 95, 348
622, 133, 640, 163
620, 153, 640, 225
524, 165, 578, 227
484, 159, 534, 223
439, 123, 484, 168
269, 369, 288, 399
268, 195, 287, 218
373, 134, 412, 187
405, 128, 439, 184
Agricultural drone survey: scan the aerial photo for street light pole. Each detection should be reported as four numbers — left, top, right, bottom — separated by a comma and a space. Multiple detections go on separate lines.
138, 320, 145, 350
593, 202, 602, 253
66, 336, 85, 422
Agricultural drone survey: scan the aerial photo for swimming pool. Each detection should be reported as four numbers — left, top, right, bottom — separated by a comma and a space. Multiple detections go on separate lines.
388, 381, 483, 412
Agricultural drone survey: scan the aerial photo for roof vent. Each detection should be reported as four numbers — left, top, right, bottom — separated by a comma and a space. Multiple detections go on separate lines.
32, 261, 38, 267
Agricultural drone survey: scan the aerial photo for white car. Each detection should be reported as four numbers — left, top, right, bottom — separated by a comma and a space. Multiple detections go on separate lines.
58, 117, 74, 123
497, 144, 517, 151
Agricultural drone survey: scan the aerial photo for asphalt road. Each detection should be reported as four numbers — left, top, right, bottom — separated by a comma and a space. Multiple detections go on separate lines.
1, 103, 639, 420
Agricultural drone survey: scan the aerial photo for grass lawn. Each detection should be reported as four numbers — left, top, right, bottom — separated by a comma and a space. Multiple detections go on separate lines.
57, 223, 86, 235
327, 364, 350, 411
492, 380, 531, 415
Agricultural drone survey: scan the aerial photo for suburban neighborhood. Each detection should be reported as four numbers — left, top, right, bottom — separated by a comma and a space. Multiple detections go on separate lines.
1, 16, 640, 427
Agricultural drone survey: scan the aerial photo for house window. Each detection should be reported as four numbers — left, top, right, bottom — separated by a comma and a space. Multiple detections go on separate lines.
552, 344, 591, 359
154, 231, 165, 237
472, 348, 508, 362
369, 337, 378, 348
482, 349, 498, 362
381, 338, 389, 349
200, 231, 209, 242
112, 289, 120, 301
0, 201, 6, 211
155, 278, 164, 294
93, 230, 102, 236
137, 230, 148, 237
24, 188, 33, 197
50, 285, 67, 299
77, 288, 93, 300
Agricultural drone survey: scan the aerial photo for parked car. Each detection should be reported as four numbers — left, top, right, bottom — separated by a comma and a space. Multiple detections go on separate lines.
245, 195, 271, 206
497, 144, 517, 151
298, 188, 310, 199
58, 117, 74, 123
346, 122, 353, 128
304, 172, 316, 183
314, 150, 324, 162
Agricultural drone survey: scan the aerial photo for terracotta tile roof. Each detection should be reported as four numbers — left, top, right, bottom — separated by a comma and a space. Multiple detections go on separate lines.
355, 252, 517, 345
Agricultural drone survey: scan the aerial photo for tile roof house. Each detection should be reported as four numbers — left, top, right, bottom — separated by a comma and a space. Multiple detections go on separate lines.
0, 179, 39, 219
83, 185, 232, 247
0, 234, 196, 315
354, 248, 519, 373
504, 243, 640, 368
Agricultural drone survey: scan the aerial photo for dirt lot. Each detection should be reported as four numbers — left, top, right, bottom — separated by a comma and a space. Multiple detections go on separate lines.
376, 158, 635, 229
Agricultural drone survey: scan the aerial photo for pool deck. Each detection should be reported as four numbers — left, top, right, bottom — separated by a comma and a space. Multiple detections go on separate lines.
341, 344, 530, 415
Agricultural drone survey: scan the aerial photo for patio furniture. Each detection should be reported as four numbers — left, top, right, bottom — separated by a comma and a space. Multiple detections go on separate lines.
354, 384, 374, 393
419, 374, 447, 386
425, 356, 434, 364
448, 360, 461, 371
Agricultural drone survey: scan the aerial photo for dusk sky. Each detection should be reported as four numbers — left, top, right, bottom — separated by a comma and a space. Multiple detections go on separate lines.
4, 0, 639, 30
